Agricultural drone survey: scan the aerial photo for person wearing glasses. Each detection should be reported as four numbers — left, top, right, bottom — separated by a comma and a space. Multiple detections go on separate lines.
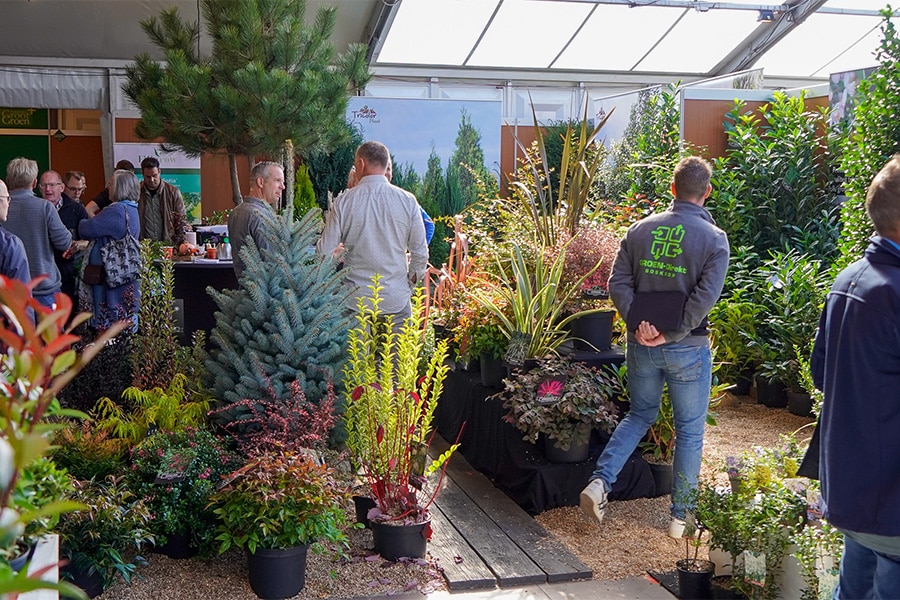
3, 158, 72, 309
38, 170, 88, 302
0, 178, 31, 286
63, 171, 88, 205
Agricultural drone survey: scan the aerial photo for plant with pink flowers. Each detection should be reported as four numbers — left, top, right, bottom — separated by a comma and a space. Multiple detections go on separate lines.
129, 427, 240, 555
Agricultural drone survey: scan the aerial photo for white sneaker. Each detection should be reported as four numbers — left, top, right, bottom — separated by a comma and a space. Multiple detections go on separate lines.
580, 479, 608, 526
668, 517, 687, 539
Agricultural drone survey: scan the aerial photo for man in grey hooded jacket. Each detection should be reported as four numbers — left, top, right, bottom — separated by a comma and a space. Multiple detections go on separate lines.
580, 156, 729, 538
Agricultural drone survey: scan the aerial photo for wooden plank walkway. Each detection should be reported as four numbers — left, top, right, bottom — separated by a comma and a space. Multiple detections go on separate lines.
427, 435, 592, 591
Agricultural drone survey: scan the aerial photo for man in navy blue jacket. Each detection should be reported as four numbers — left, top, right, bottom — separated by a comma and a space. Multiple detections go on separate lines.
812, 154, 900, 599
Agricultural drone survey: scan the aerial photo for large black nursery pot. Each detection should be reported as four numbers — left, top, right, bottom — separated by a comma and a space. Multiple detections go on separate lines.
353, 494, 377, 529
676, 558, 715, 599
246, 544, 309, 600
754, 374, 787, 408
542, 433, 590, 463
646, 460, 673, 498
568, 310, 615, 351
787, 391, 814, 417
480, 355, 506, 389
153, 530, 198, 559
61, 563, 105, 599
371, 519, 430, 561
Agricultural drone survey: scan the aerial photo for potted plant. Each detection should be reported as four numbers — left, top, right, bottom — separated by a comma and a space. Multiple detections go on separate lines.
545, 222, 621, 352
454, 279, 509, 387
493, 357, 620, 462
129, 427, 241, 557
675, 516, 715, 600
341, 278, 455, 560
0, 277, 124, 599
471, 244, 607, 366
57, 476, 155, 598
210, 450, 351, 599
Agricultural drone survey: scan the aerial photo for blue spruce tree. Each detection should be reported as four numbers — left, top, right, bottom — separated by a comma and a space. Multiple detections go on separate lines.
205, 208, 353, 430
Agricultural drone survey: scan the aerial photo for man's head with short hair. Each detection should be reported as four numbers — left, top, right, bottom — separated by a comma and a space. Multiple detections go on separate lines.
64, 171, 86, 200
115, 159, 135, 172
672, 156, 713, 203
6, 157, 39, 191
111, 169, 141, 203
140, 156, 162, 191
38, 170, 65, 204
354, 141, 390, 177
0, 179, 10, 222
866, 154, 900, 241
249, 161, 285, 207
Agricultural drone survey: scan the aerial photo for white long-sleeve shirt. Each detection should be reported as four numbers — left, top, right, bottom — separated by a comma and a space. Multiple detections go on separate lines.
317, 174, 428, 315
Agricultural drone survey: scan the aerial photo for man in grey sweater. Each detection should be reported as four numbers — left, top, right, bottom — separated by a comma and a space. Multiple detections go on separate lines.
3, 158, 73, 308
580, 156, 729, 538
228, 161, 284, 279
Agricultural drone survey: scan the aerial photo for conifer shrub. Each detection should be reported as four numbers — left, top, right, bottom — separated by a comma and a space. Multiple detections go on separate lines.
205, 208, 353, 437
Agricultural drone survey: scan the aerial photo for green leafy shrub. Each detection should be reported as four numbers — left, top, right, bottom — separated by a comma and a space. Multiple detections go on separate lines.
57, 476, 154, 593
211, 451, 350, 553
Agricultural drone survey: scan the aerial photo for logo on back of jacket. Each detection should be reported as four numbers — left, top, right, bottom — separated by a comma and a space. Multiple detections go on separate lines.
640, 224, 688, 278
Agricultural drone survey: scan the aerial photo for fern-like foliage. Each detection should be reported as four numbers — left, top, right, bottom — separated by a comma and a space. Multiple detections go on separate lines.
205, 208, 353, 433
93, 373, 211, 445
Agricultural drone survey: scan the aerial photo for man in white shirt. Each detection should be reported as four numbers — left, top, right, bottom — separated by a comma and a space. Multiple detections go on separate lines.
317, 141, 428, 328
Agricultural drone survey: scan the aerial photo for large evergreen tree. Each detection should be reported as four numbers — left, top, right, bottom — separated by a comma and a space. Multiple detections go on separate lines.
124, 0, 370, 205
206, 208, 354, 428
450, 109, 495, 209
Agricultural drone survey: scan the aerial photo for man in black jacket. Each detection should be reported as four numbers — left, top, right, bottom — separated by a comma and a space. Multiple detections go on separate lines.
39, 170, 87, 302
812, 154, 900, 599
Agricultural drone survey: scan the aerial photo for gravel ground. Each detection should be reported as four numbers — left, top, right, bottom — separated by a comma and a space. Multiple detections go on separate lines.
99, 393, 814, 599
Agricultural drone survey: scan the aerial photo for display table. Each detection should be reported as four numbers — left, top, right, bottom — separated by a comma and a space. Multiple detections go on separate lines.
170, 259, 238, 345
434, 348, 656, 515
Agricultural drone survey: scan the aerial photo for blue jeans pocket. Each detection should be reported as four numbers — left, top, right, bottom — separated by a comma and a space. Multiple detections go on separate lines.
661, 346, 703, 382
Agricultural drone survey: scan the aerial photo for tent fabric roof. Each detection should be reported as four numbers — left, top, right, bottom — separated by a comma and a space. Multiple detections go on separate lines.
371, 0, 890, 80
0, 0, 890, 85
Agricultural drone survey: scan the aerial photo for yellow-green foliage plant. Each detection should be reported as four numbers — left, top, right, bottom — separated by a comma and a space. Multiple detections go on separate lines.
93, 373, 211, 446
341, 277, 454, 524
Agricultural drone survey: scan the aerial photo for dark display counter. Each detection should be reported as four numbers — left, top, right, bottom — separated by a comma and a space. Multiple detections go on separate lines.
170, 260, 238, 345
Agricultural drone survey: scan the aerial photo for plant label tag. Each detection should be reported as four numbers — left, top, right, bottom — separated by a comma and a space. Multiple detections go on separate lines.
742, 550, 766, 587
817, 567, 839, 600
807, 487, 824, 524
535, 375, 566, 404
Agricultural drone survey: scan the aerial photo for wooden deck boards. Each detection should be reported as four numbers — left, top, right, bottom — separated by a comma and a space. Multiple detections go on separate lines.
428, 435, 592, 590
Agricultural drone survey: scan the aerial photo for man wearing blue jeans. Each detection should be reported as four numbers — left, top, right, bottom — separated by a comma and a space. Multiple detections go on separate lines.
811, 155, 900, 599
580, 156, 729, 538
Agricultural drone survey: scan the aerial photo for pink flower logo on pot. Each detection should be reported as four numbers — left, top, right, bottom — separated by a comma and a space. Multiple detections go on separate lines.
536, 375, 566, 404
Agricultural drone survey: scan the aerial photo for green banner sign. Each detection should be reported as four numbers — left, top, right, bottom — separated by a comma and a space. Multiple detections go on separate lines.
0, 108, 49, 130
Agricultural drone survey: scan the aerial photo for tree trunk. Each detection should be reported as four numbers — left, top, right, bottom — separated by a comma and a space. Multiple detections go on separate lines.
229, 153, 242, 206
283, 139, 294, 214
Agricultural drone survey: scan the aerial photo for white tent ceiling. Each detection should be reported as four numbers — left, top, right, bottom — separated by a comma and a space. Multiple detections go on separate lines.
0, 0, 891, 87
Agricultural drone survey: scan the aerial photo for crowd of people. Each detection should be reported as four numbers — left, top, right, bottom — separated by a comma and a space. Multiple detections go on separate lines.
0, 156, 188, 332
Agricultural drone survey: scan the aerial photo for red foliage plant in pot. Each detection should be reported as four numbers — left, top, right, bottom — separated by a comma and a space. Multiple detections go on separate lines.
341, 278, 458, 534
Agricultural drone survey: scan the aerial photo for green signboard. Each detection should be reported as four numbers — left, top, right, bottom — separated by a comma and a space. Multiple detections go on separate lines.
0, 108, 49, 130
